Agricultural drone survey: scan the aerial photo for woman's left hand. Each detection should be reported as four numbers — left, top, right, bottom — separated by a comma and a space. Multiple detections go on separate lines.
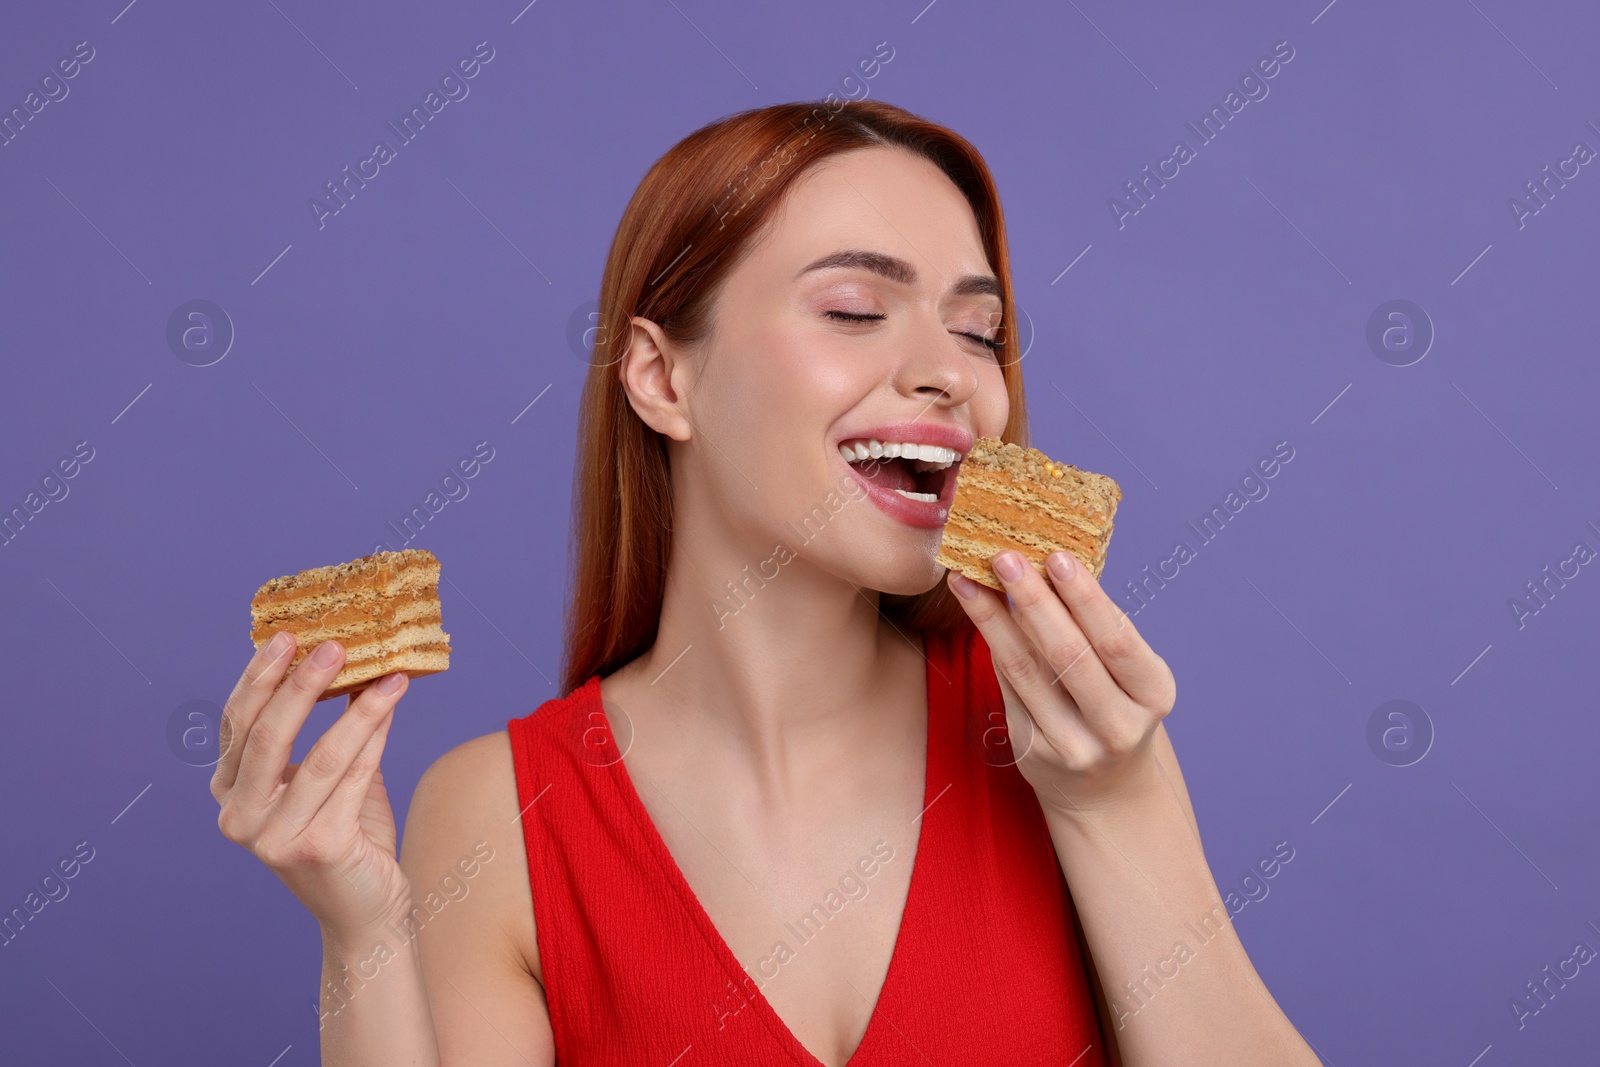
947, 548, 1177, 820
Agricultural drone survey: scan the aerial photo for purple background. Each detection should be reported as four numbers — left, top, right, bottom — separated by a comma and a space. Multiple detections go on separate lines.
2, 0, 1596, 1062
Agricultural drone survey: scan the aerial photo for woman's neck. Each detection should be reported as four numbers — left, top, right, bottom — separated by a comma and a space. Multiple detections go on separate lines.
611, 532, 925, 778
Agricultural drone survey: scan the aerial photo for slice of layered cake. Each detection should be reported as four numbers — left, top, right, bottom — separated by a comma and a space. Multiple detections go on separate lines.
936, 436, 1121, 592
249, 548, 451, 701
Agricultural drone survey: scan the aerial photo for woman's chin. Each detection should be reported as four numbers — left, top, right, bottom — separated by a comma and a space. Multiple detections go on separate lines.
852, 558, 948, 599
876, 579, 943, 599
807, 522, 951, 598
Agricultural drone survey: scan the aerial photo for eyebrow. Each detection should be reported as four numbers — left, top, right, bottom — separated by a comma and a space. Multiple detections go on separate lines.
795, 248, 1001, 300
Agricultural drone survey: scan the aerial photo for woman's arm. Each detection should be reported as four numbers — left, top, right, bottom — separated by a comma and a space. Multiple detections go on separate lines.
312, 732, 554, 1065
1151, 721, 1203, 846
948, 556, 1319, 1067
317, 910, 441, 1064
208, 635, 452, 1065
1071, 720, 1199, 1067
392, 731, 556, 1066
1043, 724, 1312, 1065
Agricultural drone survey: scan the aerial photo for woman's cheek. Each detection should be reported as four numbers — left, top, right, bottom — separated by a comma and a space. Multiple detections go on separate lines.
974, 362, 1010, 432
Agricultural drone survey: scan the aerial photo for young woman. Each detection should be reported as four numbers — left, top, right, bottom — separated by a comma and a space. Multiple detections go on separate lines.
212, 99, 1320, 1066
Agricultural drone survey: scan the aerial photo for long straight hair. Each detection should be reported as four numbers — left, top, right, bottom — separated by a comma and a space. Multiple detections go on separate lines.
559, 99, 1032, 696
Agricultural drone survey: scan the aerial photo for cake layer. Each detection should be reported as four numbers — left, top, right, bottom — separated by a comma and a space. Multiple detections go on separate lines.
939, 529, 1103, 586
944, 482, 1111, 550
935, 437, 1120, 592
252, 547, 441, 599
318, 647, 452, 701
283, 638, 453, 682
275, 623, 451, 667
250, 593, 441, 645
251, 560, 440, 619
249, 548, 450, 702
253, 559, 437, 600
940, 483, 1112, 576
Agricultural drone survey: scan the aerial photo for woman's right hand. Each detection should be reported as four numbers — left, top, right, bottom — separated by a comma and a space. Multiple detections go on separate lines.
212, 632, 416, 945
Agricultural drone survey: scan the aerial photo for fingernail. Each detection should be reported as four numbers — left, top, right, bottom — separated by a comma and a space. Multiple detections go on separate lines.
950, 572, 980, 599
991, 551, 1024, 583
311, 640, 342, 668
265, 632, 294, 660
377, 672, 405, 694
1048, 552, 1075, 580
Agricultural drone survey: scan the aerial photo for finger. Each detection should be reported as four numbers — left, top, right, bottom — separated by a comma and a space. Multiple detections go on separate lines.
275, 672, 408, 831
992, 662, 1091, 770
946, 570, 1099, 759
1042, 551, 1174, 712
303, 687, 400, 835
212, 631, 298, 801
984, 552, 1133, 737
232, 639, 348, 810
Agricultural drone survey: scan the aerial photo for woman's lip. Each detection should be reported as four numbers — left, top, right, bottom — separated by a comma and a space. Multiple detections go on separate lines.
834, 423, 975, 456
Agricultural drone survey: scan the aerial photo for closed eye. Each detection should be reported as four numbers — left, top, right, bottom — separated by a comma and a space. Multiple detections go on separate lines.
823, 310, 1001, 352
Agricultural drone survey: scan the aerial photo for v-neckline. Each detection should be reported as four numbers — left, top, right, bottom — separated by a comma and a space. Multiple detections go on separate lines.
591, 630, 941, 1067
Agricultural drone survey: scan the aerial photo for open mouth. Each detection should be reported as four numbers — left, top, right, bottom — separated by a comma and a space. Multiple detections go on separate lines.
836, 438, 962, 505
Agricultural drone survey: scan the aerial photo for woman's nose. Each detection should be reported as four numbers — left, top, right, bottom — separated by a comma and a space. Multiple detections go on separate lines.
893, 321, 982, 408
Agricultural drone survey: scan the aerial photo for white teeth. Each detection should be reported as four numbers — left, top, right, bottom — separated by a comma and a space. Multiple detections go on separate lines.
836, 437, 955, 505
838, 438, 960, 469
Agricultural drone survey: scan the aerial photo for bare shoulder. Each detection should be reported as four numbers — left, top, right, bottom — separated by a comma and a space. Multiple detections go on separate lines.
400, 729, 554, 1065
403, 730, 540, 980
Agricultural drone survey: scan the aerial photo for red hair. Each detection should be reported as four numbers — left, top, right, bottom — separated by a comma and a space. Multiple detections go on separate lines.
559, 99, 1032, 695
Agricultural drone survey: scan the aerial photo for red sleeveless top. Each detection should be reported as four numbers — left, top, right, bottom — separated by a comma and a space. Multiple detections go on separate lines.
506, 623, 1109, 1066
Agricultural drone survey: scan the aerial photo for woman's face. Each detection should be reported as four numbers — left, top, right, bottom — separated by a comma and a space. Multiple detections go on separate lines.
652, 144, 1010, 598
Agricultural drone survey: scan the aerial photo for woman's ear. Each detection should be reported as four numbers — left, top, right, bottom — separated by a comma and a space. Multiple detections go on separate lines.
618, 315, 693, 442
